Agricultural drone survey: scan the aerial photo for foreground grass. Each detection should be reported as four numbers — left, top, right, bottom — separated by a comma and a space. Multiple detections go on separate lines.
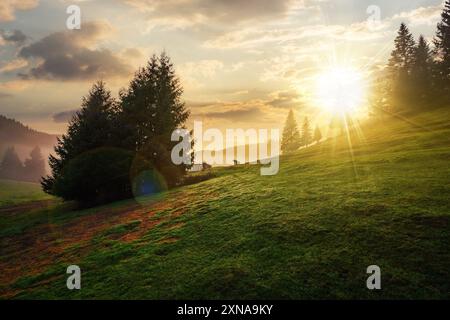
0, 108, 449, 299
0, 180, 53, 207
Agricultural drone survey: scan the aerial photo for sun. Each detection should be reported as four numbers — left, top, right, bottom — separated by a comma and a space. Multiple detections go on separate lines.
314, 66, 367, 116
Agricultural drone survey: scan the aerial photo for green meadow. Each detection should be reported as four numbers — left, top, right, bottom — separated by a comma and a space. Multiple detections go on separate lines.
0, 108, 449, 299
0, 180, 54, 207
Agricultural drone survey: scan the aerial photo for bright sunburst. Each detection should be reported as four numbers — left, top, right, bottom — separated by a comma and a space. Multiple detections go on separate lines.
314, 67, 367, 116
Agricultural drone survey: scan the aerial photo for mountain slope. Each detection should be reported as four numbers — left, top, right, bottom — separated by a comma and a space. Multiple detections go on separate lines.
0, 107, 449, 299
0, 115, 57, 148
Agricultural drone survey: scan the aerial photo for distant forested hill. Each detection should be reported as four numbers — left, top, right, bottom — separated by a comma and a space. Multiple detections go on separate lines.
0, 115, 57, 148
0, 115, 57, 175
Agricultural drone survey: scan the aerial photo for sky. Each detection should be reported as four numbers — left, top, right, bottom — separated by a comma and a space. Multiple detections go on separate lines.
0, 0, 446, 135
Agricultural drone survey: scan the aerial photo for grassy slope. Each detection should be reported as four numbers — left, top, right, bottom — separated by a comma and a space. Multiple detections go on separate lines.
0, 108, 449, 299
0, 180, 53, 207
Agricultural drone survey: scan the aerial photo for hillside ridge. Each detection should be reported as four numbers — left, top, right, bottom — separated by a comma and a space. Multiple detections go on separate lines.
0, 115, 57, 148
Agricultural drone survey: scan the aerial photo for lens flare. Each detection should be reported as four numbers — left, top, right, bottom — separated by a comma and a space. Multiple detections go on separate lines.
132, 169, 168, 201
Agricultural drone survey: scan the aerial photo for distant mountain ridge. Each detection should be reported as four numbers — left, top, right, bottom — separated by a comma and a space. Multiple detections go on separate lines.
0, 115, 57, 148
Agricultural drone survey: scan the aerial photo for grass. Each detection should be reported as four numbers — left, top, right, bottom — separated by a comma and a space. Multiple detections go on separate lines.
0, 108, 449, 299
0, 179, 53, 207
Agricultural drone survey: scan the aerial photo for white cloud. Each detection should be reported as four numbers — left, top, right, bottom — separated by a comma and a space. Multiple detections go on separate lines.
392, 4, 443, 26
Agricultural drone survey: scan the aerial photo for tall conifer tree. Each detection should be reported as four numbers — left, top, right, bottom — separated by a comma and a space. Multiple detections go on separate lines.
388, 23, 417, 110
301, 117, 313, 147
0, 147, 23, 180
281, 109, 301, 153
42, 81, 120, 200
389, 23, 416, 73
119, 52, 191, 187
313, 126, 322, 143
434, 0, 450, 95
412, 35, 433, 107
24, 146, 46, 182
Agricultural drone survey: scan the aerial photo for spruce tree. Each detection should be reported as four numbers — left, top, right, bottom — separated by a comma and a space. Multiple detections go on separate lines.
301, 117, 312, 147
388, 23, 417, 110
119, 52, 191, 187
389, 23, 416, 73
42, 81, 126, 202
434, 0, 450, 94
46, 81, 116, 180
24, 146, 46, 182
281, 109, 301, 153
0, 146, 23, 181
414, 36, 432, 75
412, 35, 433, 107
313, 126, 322, 143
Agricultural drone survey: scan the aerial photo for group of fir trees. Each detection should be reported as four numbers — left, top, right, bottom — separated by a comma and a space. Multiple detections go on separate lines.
382, 2, 450, 112
0, 146, 45, 182
281, 109, 322, 154
42, 53, 192, 205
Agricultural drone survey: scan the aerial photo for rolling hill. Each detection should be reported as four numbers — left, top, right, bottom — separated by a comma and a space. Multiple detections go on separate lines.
0, 115, 58, 176
0, 107, 449, 299
0, 115, 57, 148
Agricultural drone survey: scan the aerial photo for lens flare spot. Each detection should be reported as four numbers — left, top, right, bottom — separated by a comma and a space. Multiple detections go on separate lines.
132, 169, 167, 199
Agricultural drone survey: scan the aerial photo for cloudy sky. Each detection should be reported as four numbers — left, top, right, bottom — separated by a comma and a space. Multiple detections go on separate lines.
0, 0, 446, 134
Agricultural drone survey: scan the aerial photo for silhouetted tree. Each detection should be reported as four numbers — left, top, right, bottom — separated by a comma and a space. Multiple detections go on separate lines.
23, 146, 46, 182
42, 81, 130, 203
301, 117, 312, 147
434, 0, 450, 97
389, 23, 416, 73
313, 126, 322, 143
410, 35, 434, 108
281, 109, 301, 153
413, 36, 433, 79
119, 52, 192, 187
0, 146, 23, 181
51, 147, 134, 204
388, 23, 416, 110
42, 54, 192, 204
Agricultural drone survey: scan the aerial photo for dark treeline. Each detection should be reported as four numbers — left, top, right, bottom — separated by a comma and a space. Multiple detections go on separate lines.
0, 146, 46, 183
373, 2, 450, 114
42, 52, 192, 205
